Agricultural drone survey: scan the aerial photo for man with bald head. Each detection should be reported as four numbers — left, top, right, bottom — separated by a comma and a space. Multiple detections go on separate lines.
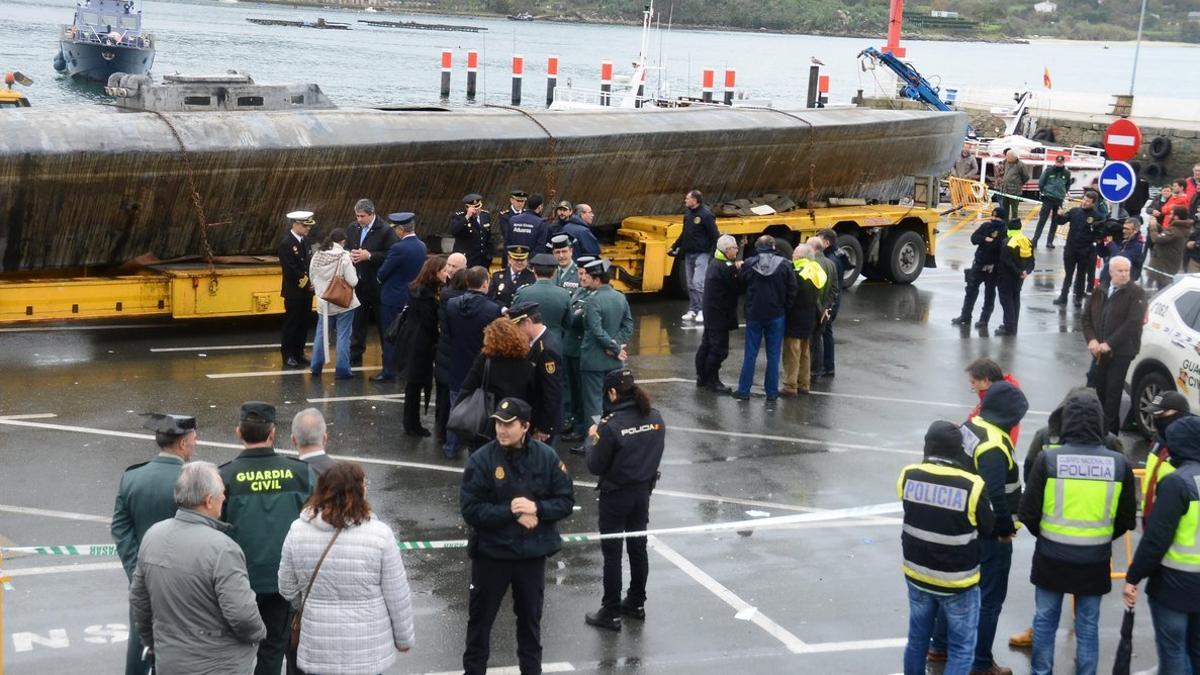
1082, 255, 1146, 433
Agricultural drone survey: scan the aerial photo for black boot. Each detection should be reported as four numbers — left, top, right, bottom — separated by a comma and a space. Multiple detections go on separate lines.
1052, 295, 1068, 306
585, 607, 623, 631
620, 600, 646, 620
950, 316, 970, 326
707, 380, 732, 394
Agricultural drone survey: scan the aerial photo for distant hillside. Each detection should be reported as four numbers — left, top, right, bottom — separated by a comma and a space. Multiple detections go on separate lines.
403, 0, 1200, 43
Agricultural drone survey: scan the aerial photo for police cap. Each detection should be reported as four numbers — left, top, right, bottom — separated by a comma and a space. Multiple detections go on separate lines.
507, 245, 530, 261
286, 210, 316, 225
508, 301, 540, 323
603, 368, 635, 392
583, 258, 610, 274
511, 190, 529, 200
549, 234, 572, 251
463, 193, 483, 207
1148, 391, 1190, 416
530, 252, 557, 267
388, 212, 416, 226
239, 401, 276, 424
141, 413, 197, 436
490, 397, 532, 423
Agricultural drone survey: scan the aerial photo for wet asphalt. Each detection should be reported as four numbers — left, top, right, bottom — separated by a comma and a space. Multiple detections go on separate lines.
0, 217, 1163, 674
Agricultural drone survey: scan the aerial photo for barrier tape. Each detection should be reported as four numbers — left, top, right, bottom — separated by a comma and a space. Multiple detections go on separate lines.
0, 502, 902, 556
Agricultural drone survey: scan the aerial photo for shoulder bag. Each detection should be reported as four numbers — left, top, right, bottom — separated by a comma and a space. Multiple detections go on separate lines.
288, 528, 342, 652
320, 255, 355, 309
446, 359, 494, 440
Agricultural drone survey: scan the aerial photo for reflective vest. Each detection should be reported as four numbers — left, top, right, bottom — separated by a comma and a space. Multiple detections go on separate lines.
1006, 228, 1033, 261
1162, 470, 1200, 573
1038, 445, 1127, 562
963, 416, 1022, 517
793, 258, 827, 290
897, 461, 987, 593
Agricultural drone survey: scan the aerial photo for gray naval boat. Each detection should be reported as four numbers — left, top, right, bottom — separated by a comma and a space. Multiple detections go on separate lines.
53, 0, 155, 82
0, 73, 966, 272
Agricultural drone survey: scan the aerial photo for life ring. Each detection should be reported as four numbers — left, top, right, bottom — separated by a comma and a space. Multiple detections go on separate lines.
1149, 136, 1172, 160
1144, 162, 1166, 182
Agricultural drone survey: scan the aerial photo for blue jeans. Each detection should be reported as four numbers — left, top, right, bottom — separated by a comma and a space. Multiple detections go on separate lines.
443, 389, 461, 458
905, 583, 979, 675
684, 253, 710, 313
931, 538, 1012, 670
312, 310, 354, 377
737, 315, 785, 398
1149, 596, 1200, 675
1032, 587, 1100, 675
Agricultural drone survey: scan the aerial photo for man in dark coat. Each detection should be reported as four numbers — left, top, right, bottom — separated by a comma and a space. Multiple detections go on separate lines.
278, 211, 314, 368
565, 204, 603, 257
434, 254, 469, 446
511, 301, 564, 443
734, 235, 796, 402
290, 408, 337, 477
505, 194, 550, 264
496, 189, 528, 260
111, 413, 197, 675
374, 212, 426, 382
441, 267, 503, 458
490, 245, 536, 308
696, 235, 742, 393
451, 193, 493, 268
995, 219, 1034, 336
460, 398, 575, 675
1053, 192, 1104, 308
1082, 255, 1146, 433
346, 199, 398, 367
782, 244, 824, 396
670, 189, 720, 322
952, 208, 1006, 329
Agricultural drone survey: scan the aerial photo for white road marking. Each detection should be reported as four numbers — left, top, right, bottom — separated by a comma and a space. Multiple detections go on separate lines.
671, 426, 920, 456
150, 342, 312, 353
0, 504, 112, 524
808, 390, 1052, 417
650, 535, 810, 654
681, 323, 746, 331
306, 394, 405, 403
421, 664, 575, 675
206, 366, 381, 379
799, 638, 907, 653
0, 413, 59, 420
5, 562, 124, 577
0, 323, 171, 333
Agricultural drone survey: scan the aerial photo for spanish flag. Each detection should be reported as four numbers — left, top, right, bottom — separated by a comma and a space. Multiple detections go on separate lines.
1043, 66, 1052, 89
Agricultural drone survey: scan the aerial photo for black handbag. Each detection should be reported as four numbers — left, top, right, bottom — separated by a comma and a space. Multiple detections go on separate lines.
384, 304, 409, 344
446, 360, 494, 440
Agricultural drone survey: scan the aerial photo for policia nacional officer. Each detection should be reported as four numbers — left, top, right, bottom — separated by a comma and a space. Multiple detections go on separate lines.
582, 369, 666, 631
219, 402, 316, 675
459, 398, 576, 675
112, 413, 198, 675
278, 210, 315, 368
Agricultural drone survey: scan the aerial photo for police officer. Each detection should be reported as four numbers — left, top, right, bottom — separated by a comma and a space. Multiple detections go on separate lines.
951, 207, 1005, 330
576, 259, 634, 454
1142, 391, 1191, 528
899, 421, 994, 675
451, 193, 493, 268
460, 398, 575, 675
218, 402, 315, 675
514, 253, 572, 346
551, 234, 580, 290
561, 256, 596, 442
505, 193, 551, 259
490, 245, 535, 308
112, 413, 198, 675
510, 301, 564, 443
995, 214, 1035, 337
582, 369, 665, 631
279, 211, 314, 368
1018, 389, 1136, 675
497, 189, 528, 256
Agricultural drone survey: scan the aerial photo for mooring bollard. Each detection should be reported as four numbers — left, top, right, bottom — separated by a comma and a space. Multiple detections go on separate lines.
723, 68, 736, 106
701, 67, 714, 103
466, 50, 478, 100
600, 61, 613, 106
440, 50, 452, 98
546, 55, 558, 107
512, 54, 523, 106
818, 74, 830, 108
806, 65, 820, 108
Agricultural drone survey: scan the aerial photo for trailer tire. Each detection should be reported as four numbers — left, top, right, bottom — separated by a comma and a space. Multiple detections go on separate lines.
835, 234, 864, 288
1149, 136, 1172, 160
668, 255, 688, 299
883, 230, 926, 284
1144, 162, 1166, 182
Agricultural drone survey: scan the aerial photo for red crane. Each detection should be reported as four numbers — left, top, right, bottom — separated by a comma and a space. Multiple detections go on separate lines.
883, 0, 907, 56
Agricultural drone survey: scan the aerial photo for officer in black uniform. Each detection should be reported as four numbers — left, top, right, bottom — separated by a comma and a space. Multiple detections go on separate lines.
111, 413, 198, 675
582, 369, 666, 631
451, 193, 493, 268
490, 245, 535, 308
497, 189, 528, 259
505, 193, 551, 260
460, 398, 576, 675
510, 301, 563, 443
278, 210, 315, 368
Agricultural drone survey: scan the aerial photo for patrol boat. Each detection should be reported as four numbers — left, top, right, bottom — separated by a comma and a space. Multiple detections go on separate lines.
53, 0, 155, 82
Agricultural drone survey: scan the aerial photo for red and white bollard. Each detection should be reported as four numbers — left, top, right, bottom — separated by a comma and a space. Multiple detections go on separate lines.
818, 74, 830, 108
600, 61, 613, 106
546, 55, 558, 107
440, 50, 452, 98
511, 55, 523, 106
723, 68, 736, 105
466, 50, 478, 100
701, 67, 714, 103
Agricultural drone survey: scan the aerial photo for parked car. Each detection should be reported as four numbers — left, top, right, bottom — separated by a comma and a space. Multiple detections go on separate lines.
1127, 275, 1200, 436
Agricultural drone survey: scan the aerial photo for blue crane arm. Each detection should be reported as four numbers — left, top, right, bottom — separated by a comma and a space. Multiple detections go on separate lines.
858, 47, 951, 112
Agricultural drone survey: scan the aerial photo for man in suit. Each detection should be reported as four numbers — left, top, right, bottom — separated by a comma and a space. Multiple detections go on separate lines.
511, 301, 564, 443
374, 211, 426, 383
290, 408, 336, 477
278, 211, 315, 368
347, 199, 398, 367
451, 193, 493, 268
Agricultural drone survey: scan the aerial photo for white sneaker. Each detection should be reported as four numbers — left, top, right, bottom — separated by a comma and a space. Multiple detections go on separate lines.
682, 311, 696, 321
694, 311, 704, 323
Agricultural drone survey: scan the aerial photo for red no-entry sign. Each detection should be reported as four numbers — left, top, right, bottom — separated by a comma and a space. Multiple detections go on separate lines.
1104, 119, 1142, 162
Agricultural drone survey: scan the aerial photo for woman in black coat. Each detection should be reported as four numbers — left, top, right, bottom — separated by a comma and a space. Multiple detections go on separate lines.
458, 317, 538, 439
396, 256, 449, 437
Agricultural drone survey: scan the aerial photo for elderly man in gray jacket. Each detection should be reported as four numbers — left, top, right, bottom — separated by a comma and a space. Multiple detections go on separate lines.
131, 462, 266, 674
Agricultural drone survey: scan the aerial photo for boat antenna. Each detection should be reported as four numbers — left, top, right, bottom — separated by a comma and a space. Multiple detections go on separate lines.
655, 4, 663, 98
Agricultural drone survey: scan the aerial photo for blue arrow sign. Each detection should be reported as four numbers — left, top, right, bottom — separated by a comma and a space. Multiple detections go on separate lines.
1098, 161, 1136, 203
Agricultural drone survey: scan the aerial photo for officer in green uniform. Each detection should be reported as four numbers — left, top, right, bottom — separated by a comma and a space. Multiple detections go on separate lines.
490, 245, 536, 308
514, 253, 572, 346
112, 413, 198, 675
550, 234, 580, 291
561, 256, 596, 442
575, 258, 634, 455
218, 402, 315, 675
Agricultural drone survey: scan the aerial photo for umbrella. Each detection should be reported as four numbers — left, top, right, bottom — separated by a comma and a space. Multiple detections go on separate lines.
1112, 606, 1135, 675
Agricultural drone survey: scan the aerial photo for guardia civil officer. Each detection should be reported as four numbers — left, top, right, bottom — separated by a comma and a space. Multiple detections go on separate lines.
218, 402, 316, 675
451, 193, 493, 268
511, 301, 564, 442
279, 211, 315, 368
551, 235, 581, 290
513, 253, 572, 346
490, 245, 536, 308
582, 369, 666, 631
112, 413, 198, 675
576, 258, 634, 453
561, 256, 597, 441
1018, 389, 1136, 675
460, 398, 575, 675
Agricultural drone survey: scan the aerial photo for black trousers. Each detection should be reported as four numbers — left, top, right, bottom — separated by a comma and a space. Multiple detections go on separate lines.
281, 296, 310, 362
810, 321, 826, 378
255, 592, 292, 675
1095, 354, 1134, 433
463, 556, 546, 675
1061, 249, 1095, 299
350, 292, 383, 362
694, 328, 730, 385
599, 487, 651, 611
404, 380, 426, 432
958, 268, 997, 322
997, 274, 1024, 332
1032, 197, 1062, 245
435, 380, 451, 443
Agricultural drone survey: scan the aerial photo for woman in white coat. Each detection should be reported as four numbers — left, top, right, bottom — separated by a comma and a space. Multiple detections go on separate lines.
308, 228, 360, 379
278, 461, 415, 675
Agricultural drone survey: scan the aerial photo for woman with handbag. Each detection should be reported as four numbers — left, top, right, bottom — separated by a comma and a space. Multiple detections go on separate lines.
395, 256, 450, 437
456, 318, 538, 441
309, 228, 360, 379
278, 461, 415, 675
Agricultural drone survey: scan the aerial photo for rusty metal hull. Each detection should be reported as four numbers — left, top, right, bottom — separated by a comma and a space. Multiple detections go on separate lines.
0, 106, 966, 272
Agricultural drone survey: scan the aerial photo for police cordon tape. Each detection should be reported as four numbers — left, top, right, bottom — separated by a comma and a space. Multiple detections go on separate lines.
0, 502, 902, 556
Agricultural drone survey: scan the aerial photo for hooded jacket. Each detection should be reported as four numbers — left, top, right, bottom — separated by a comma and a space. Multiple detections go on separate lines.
739, 250, 797, 321
969, 218, 1006, 269
309, 245, 361, 316
961, 381, 1028, 536
1019, 390, 1136, 595
441, 290, 502, 389
1023, 386, 1124, 479
1127, 415, 1200, 612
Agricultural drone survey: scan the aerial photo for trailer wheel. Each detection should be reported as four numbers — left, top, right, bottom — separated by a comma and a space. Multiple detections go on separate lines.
884, 230, 926, 284
668, 255, 688, 299
835, 234, 864, 288
1149, 136, 1172, 160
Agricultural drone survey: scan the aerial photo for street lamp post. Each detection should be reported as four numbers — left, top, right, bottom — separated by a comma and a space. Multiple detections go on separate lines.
1129, 0, 1148, 96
